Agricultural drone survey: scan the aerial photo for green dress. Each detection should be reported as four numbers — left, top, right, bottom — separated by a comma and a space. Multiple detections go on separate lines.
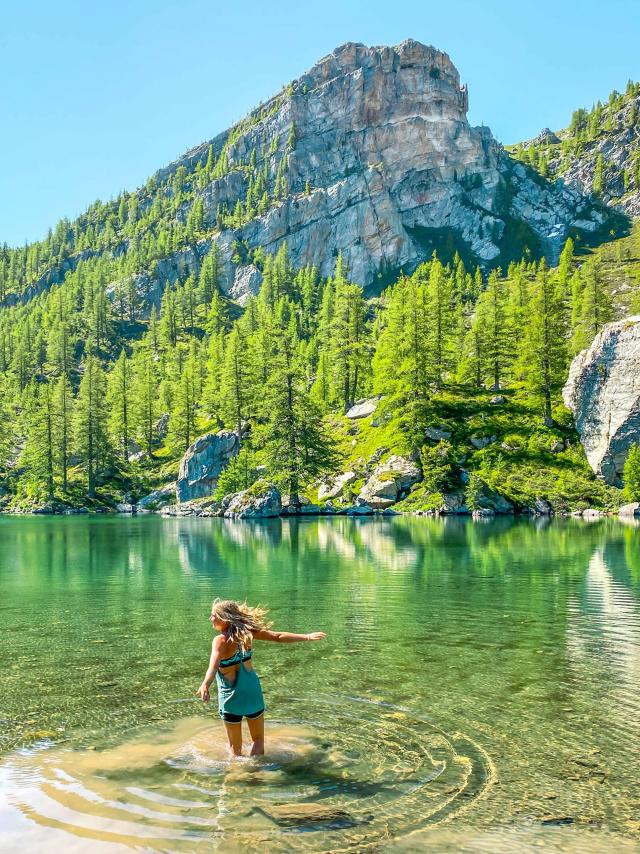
216, 645, 265, 718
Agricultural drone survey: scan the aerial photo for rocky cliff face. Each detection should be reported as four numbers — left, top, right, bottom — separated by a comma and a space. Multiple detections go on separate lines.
159, 40, 616, 295
515, 85, 640, 219
563, 317, 640, 485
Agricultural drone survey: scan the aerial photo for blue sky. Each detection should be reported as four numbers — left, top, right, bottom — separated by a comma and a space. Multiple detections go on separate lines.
2, 0, 638, 246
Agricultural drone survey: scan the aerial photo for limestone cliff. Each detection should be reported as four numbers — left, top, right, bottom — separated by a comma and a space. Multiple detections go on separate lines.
563, 316, 640, 485
158, 39, 617, 296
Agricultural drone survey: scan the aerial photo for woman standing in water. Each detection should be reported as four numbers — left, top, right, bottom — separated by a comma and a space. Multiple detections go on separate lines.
196, 599, 326, 756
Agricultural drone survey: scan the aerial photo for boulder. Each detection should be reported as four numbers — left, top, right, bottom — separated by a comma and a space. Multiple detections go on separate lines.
318, 471, 357, 501
425, 426, 452, 441
136, 483, 176, 511
582, 508, 604, 518
282, 493, 311, 507
439, 492, 469, 514
472, 508, 495, 519
345, 504, 374, 516
116, 503, 135, 513
563, 317, 640, 485
345, 397, 380, 419
474, 483, 513, 514
533, 497, 553, 515
490, 395, 506, 405
357, 455, 422, 508
550, 440, 565, 454
223, 481, 281, 518
470, 435, 497, 450
176, 430, 240, 502
619, 502, 640, 517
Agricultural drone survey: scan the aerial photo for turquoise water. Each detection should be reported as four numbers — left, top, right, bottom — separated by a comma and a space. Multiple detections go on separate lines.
0, 515, 639, 852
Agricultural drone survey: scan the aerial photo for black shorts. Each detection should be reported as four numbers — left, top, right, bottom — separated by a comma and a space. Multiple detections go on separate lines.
220, 708, 265, 723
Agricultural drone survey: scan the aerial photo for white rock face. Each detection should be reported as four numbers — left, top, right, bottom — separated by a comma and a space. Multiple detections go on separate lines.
176, 430, 240, 502
159, 40, 613, 296
345, 397, 380, 419
358, 455, 421, 508
318, 471, 357, 501
229, 264, 263, 305
563, 317, 640, 485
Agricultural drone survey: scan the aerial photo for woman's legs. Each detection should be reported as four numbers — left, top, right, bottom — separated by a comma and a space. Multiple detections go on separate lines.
247, 713, 265, 756
223, 721, 243, 756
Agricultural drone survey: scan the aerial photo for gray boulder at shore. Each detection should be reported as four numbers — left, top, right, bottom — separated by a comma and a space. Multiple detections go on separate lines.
358, 455, 421, 508
318, 471, 357, 501
563, 317, 640, 485
223, 482, 282, 518
136, 483, 176, 511
176, 430, 240, 502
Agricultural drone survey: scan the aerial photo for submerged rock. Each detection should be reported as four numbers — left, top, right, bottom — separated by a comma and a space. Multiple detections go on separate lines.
563, 316, 640, 485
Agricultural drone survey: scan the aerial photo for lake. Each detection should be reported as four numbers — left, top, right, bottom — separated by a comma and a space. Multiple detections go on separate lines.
1, 515, 639, 852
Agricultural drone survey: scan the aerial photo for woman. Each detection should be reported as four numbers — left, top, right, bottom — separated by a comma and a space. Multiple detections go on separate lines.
196, 598, 326, 756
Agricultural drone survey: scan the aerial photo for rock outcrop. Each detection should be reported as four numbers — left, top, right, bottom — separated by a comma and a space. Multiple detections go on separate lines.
357, 454, 421, 508
318, 471, 357, 501
159, 40, 616, 294
136, 483, 176, 511
563, 317, 640, 485
223, 481, 282, 518
176, 430, 240, 502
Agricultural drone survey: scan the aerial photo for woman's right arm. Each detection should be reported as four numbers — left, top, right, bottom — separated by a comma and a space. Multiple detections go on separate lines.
253, 629, 326, 643
196, 636, 224, 702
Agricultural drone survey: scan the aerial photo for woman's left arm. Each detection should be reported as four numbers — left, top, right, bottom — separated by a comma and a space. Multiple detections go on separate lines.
253, 629, 326, 643
196, 636, 224, 702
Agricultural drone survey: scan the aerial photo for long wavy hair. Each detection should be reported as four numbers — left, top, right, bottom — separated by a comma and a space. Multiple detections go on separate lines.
210, 598, 271, 649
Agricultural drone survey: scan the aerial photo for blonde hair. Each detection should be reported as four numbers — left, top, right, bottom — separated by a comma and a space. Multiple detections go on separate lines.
211, 598, 271, 649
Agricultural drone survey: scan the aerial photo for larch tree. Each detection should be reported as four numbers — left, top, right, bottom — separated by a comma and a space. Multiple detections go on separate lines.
107, 349, 132, 461
73, 350, 111, 498
521, 264, 568, 427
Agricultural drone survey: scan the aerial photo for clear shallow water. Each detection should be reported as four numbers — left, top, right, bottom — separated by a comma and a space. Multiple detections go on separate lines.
0, 515, 639, 852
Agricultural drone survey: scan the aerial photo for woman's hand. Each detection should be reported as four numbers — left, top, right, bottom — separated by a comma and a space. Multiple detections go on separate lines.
307, 632, 326, 641
196, 682, 210, 702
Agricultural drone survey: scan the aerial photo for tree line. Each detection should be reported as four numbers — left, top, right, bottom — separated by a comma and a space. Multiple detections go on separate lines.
0, 232, 620, 506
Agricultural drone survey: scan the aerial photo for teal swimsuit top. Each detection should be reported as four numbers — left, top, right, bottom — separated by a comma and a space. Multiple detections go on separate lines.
219, 647, 252, 667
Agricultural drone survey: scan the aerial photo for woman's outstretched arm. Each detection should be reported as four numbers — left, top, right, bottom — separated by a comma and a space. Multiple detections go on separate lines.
196, 635, 224, 701
253, 629, 326, 643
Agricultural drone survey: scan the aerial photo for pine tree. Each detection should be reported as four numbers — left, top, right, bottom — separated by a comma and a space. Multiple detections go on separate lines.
570, 260, 613, 353
521, 264, 568, 426
131, 351, 159, 456
107, 349, 131, 461
73, 350, 111, 497
52, 373, 73, 492
472, 269, 511, 389
219, 326, 252, 437
22, 381, 55, 501
258, 322, 339, 506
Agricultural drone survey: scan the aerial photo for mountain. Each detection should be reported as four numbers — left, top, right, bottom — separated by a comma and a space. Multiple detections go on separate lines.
0, 40, 624, 312
1, 40, 639, 517
511, 81, 640, 217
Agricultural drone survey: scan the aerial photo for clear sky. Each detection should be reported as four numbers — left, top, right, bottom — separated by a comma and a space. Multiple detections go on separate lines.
2, 0, 638, 246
